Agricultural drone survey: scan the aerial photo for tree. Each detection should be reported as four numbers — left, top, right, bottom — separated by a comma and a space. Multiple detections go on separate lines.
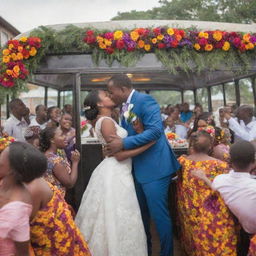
111, 0, 256, 24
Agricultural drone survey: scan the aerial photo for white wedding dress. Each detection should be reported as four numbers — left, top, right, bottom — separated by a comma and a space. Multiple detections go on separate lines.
75, 116, 147, 256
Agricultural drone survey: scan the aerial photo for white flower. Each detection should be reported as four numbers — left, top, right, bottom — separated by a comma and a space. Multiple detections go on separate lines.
123, 111, 130, 119
127, 104, 134, 111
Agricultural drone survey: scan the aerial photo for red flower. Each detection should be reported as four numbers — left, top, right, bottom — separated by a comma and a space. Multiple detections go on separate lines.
22, 49, 30, 59
233, 37, 241, 48
104, 32, 114, 40
215, 40, 224, 49
153, 27, 161, 36
116, 40, 125, 49
171, 40, 178, 48
127, 47, 135, 52
0, 74, 14, 88
86, 30, 94, 36
8, 40, 20, 48
27, 37, 41, 48
105, 47, 114, 54
157, 43, 166, 49
239, 43, 246, 52
179, 30, 186, 37
198, 38, 208, 46
84, 36, 96, 44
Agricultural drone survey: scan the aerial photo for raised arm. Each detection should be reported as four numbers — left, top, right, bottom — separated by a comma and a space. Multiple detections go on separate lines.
123, 95, 162, 150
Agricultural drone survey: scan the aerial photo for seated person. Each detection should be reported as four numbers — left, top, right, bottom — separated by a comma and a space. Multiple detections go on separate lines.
180, 103, 193, 123
164, 115, 187, 139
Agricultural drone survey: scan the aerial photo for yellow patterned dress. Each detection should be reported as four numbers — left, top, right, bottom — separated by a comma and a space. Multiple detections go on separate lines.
30, 185, 91, 256
249, 235, 256, 256
177, 156, 238, 256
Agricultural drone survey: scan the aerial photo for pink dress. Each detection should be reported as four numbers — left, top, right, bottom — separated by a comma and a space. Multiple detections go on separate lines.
0, 201, 32, 256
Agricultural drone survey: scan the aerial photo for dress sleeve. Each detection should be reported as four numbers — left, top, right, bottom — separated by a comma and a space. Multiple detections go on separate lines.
0, 203, 32, 242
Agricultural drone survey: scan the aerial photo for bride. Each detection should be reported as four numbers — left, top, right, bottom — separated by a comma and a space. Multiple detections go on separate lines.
75, 90, 151, 256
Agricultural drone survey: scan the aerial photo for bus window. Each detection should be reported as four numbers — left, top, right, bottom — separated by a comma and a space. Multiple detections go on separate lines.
239, 78, 254, 106
211, 85, 224, 111
149, 90, 181, 107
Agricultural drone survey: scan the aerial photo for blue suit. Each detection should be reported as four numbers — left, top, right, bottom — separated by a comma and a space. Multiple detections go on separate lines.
122, 91, 180, 256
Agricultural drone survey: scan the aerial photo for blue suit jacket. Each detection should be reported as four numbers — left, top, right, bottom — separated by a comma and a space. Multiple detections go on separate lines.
122, 91, 180, 183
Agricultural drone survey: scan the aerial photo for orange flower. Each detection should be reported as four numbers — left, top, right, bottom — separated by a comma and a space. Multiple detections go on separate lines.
213, 31, 223, 41
13, 65, 20, 74
138, 40, 145, 48
194, 43, 201, 51
99, 42, 106, 49
6, 69, 13, 76
103, 39, 112, 47
205, 44, 213, 51
176, 34, 182, 41
2, 55, 10, 63
199, 31, 209, 39
130, 31, 139, 41
222, 41, 230, 51
96, 36, 104, 43
11, 53, 17, 61
18, 46, 23, 52
167, 28, 174, 35
151, 38, 157, 44
144, 44, 151, 51
8, 43, 14, 50
243, 33, 250, 43
29, 47, 37, 56
17, 52, 24, 60
245, 42, 254, 50
2, 49, 10, 56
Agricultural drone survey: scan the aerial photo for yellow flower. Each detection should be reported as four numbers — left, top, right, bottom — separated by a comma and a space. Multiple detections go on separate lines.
104, 39, 112, 46
167, 28, 174, 35
144, 44, 151, 51
130, 31, 139, 41
151, 38, 157, 44
6, 69, 13, 76
99, 42, 106, 49
11, 53, 17, 61
2, 49, 10, 56
205, 44, 213, 51
199, 31, 209, 39
213, 31, 222, 41
29, 47, 37, 56
13, 65, 20, 74
8, 43, 14, 50
138, 40, 145, 48
157, 34, 164, 40
222, 41, 230, 51
243, 33, 250, 43
20, 37, 28, 42
194, 43, 201, 51
17, 52, 24, 60
245, 42, 254, 50
114, 30, 123, 40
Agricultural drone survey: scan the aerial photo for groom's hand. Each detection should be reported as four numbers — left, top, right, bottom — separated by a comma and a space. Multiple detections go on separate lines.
106, 135, 123, 154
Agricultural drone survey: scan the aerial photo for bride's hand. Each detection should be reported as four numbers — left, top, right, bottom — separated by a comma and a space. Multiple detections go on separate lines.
133, 118, 144, 134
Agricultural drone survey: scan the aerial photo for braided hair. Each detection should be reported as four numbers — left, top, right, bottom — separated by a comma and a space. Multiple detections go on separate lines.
39, 127, 57, 152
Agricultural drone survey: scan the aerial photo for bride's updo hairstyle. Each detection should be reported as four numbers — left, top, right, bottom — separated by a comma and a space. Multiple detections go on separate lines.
83, 90, 100, 121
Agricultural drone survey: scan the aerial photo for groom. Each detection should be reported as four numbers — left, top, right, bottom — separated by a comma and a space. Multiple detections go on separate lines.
106, 74, 180, 256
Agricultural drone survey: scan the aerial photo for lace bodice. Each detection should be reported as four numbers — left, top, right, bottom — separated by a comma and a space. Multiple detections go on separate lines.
95, 116, 127, 144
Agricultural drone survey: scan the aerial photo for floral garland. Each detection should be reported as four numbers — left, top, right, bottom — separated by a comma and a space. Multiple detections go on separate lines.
0, 37, 41, 89
0, 134, 15, 152
84, 28, 256, 54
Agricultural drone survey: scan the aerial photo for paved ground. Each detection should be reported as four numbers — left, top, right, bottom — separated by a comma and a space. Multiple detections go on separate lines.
151, 223, 185, 256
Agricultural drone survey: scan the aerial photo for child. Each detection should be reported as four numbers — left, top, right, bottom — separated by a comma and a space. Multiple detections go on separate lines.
0, 142, 45, 256
193, 140, 256, 255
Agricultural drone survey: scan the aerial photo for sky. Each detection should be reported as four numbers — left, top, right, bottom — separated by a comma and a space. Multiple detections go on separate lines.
1, 0, 160, 32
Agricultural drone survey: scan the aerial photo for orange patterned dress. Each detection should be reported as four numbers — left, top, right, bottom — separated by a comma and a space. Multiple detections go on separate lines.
30, 185, 91, 256
177, 156, 238, 256
249, 235, 256, 256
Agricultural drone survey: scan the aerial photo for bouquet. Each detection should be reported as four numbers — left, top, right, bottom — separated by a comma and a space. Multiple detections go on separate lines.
81, 120, 88, 134
166, 132, 178, 140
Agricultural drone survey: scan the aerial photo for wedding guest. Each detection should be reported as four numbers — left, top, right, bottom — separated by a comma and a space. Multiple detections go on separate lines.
177, 131, 238, 255
164, 115, 187, 139
39, 126, 79, 196
212, 127, 231, 163
0, 142, 46, 256
193, 140, 256, 255
62, 104, 73, 115
30, 105, 47, 129
46, 106, 61, 128
180, 102, 193, 123
24, 126, 41, 149
3, 99, 28, 141
224, 105, 256, 142
193, 103, 203, 119
58, 113, 76, 162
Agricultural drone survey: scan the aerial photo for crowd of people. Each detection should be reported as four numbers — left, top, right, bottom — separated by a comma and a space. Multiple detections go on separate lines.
0, 82, 256, 256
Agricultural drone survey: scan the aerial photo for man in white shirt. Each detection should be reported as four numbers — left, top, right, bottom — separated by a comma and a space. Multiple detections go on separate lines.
224, 105, 256, 142
164, 115, 187, 139
29, 105, 47, 129
193, 140, 256, 235
3, 99, 29, 141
